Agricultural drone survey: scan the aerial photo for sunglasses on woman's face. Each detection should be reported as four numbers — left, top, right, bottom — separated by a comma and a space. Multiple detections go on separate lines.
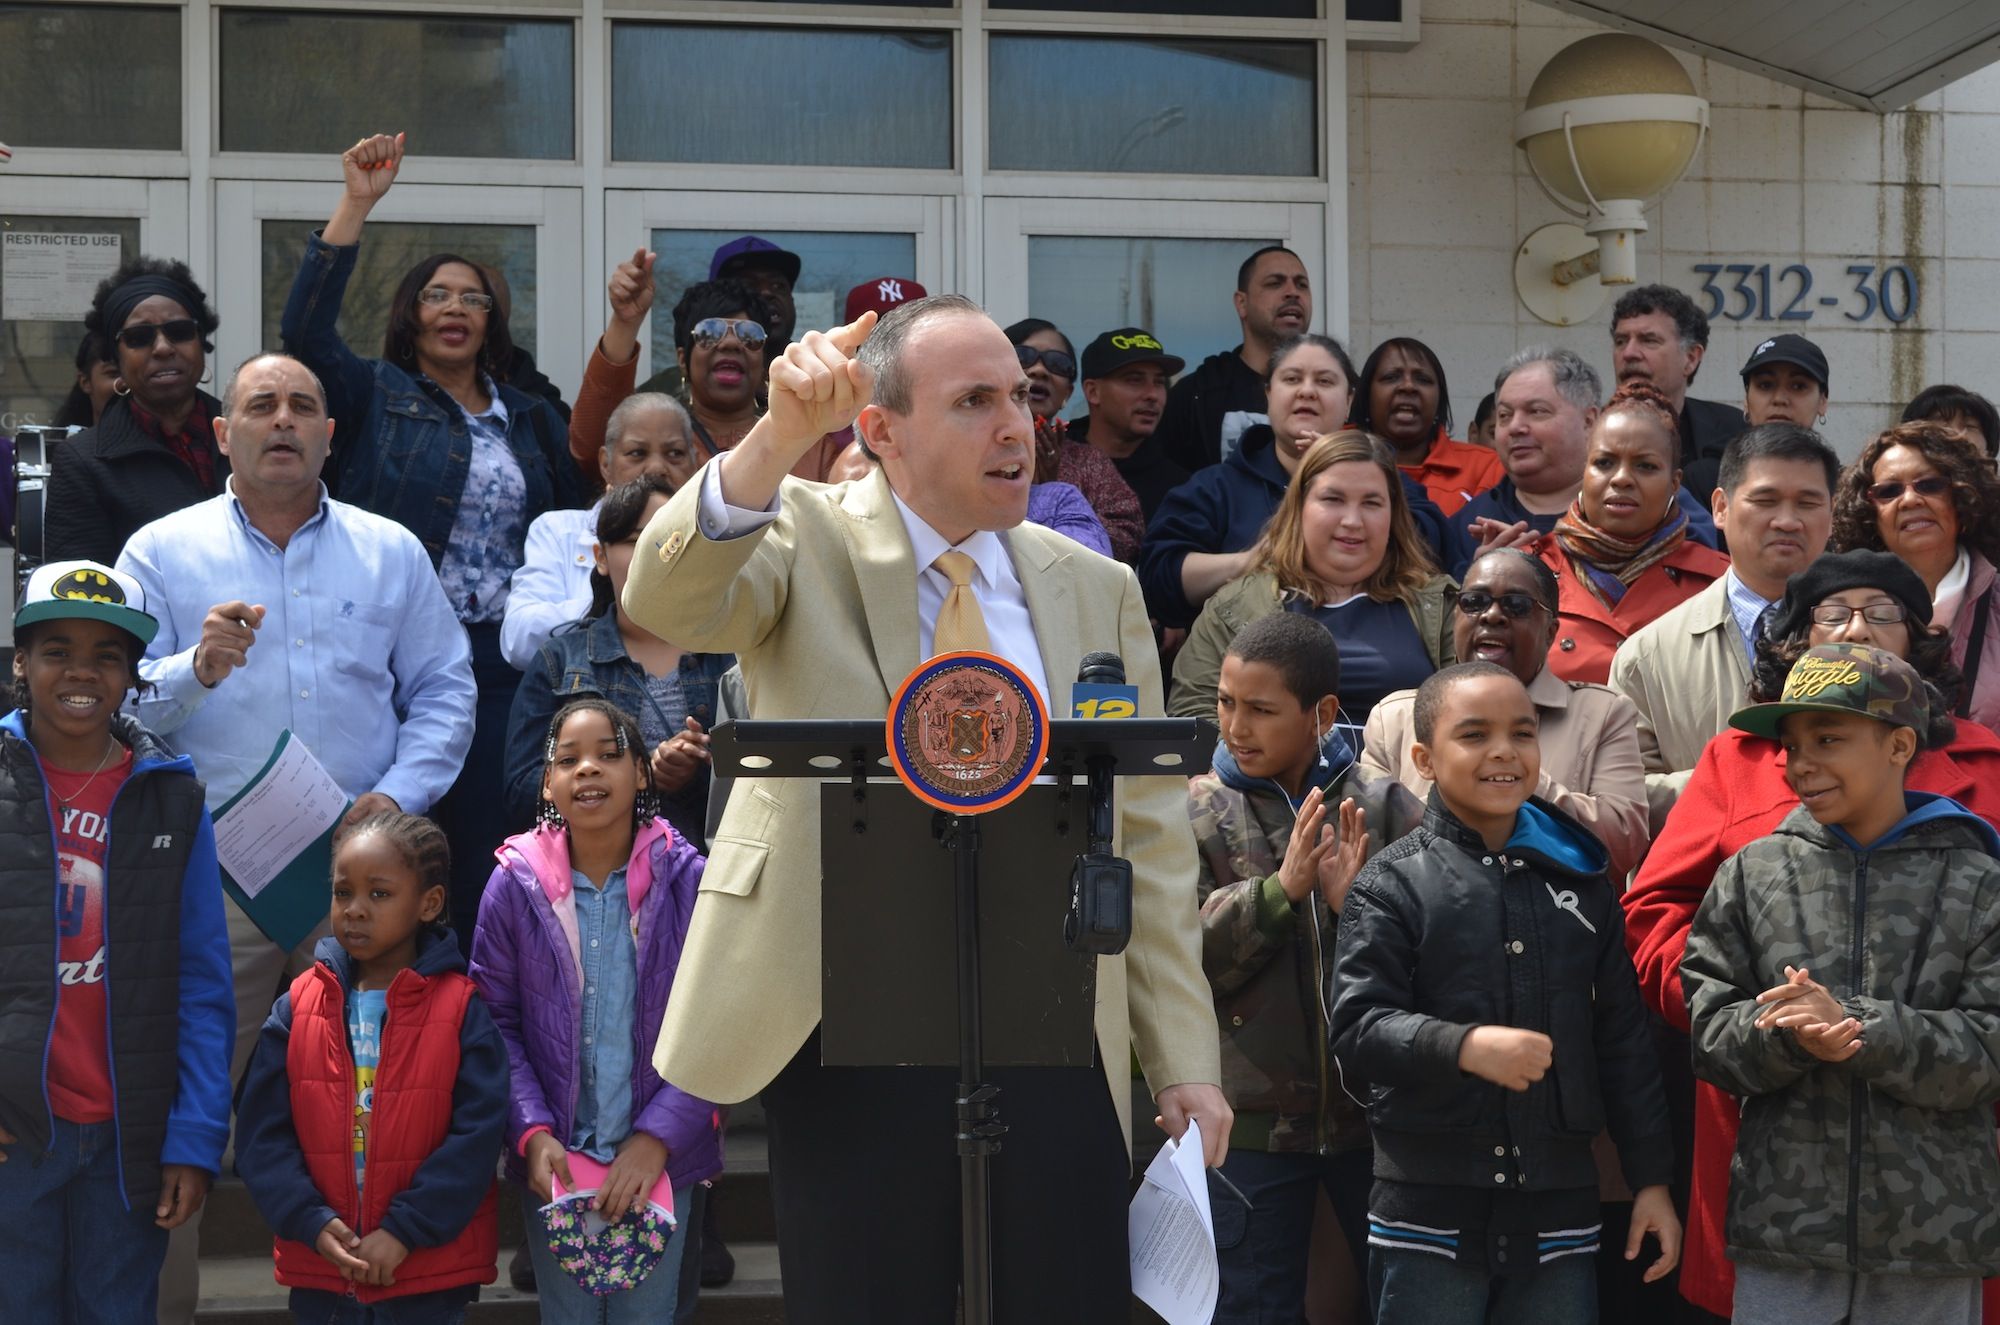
1015, 345, 1077, 379
691, 318, 767, 351
117, 319, 200, 351
1866, 475, 1951, 504
1456, 589, 1542, 620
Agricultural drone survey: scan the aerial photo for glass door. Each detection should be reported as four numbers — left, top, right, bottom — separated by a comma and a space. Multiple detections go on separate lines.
213, 180, 586, 409
602, 191, 952, 383
983, 198, 1328, 419
0, 176, 189, 433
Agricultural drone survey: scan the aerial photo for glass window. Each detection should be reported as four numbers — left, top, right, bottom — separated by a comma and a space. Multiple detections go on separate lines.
612, 25, 951, 168
220, 11, 574, 159
0, 6, 181, 151
999, 0, 1312, 15
0, 216, 143, 431
644, 227, 917, 376
989, 35, 1315, 176
1026, 235, 1277, 420
260, 221, 539, 361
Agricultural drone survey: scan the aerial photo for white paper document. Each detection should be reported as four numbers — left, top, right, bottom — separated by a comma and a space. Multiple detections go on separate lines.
1129, 1117, 1218, 1325
2, 231, 123, 321
213, 730, 349, 900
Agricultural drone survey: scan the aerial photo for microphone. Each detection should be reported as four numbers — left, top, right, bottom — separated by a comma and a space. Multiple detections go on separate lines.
1071, 651, 1139, 720
1066, 653, 1134, 955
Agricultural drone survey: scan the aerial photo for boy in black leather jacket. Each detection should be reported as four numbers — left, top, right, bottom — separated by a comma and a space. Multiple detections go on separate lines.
1329, 662, 1680, 1323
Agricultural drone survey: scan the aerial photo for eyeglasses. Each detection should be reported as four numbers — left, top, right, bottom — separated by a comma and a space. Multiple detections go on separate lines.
417, 286, 496, 312
1809, 601, 1909, 627
1015, 345, 1077, 379
1456, 589, 1543, 620
116, 319, 200, 351
691, 318, 767, 351
1866, 475, 1951, 504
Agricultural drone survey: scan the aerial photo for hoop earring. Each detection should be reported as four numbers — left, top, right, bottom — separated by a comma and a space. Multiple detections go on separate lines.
112, 379, 132, 397
536, 799, 567, 830
198, 366, 213, 386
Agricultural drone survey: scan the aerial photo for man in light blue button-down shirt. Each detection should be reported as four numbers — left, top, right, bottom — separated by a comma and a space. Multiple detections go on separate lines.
117, 353, 476, 1325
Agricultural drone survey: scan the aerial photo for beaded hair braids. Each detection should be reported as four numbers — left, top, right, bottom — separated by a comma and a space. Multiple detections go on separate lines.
537, 697, 661, 831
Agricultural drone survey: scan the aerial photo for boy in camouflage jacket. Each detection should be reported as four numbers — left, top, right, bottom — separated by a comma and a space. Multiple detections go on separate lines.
1684, 643, 2000, 1325
1190, 613, 1422, 1321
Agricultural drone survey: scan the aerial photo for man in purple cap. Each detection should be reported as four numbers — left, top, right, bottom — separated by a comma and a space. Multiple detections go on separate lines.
709, 236, 800, 354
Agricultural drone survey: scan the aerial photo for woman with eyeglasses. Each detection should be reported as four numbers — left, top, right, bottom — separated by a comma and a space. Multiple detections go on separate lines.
1623, 547, 2000, 1325
1535, 381, 1730, 684
1167, 430, 1456, 749
44, 259, 228, 565
1002, 318, 1145, 562
1359, 545, 1647, 874
284, 132, 580, 933
1830, 419, 2000, 730
666, 278, 790, 467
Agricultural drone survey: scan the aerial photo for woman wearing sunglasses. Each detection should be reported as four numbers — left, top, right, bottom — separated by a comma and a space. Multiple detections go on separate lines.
1535, 381, 1729, 685
1002, 318, 1146, 563
1359, 545, 1648, 875
1830, 420, 2000, 730
44, 258, 228, 565
1168, 431, 1455, 751
666, 278, 796, 470
283, 132, 580, 931
1622, 547, 2000, 1325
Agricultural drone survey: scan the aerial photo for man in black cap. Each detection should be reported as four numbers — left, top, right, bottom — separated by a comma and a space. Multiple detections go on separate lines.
1684, 333, 1832, 506
1072, 327, 1188, 523
710, 234, 801, 353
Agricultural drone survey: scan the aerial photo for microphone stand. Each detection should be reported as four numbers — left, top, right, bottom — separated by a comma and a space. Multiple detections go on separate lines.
939, 810, 1004, 1325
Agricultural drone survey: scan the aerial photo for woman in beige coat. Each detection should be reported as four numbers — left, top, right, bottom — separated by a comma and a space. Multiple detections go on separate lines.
1359, 545, 1650, 877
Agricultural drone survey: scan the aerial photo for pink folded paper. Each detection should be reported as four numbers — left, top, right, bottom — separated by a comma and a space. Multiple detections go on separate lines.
552, 1151, 676, 1220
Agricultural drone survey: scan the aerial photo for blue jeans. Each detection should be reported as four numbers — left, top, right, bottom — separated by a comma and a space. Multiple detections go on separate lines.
522, 1180, 694, 1323
1372, 1242, 1595, 1325
0, 1118, 169, 1324
1213, 1146, 1374, 1324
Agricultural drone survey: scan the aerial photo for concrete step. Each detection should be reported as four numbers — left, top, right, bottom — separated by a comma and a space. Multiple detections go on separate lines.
194, 1244, 786, 1324
203, 1130, 776, 1256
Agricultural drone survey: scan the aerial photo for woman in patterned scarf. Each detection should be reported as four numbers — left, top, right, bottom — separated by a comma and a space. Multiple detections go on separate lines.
1533, 381, 1730, 684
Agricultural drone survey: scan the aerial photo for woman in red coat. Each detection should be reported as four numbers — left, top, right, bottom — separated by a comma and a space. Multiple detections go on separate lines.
1535, 381, 1729, 684
1624, 547, 2000, 1323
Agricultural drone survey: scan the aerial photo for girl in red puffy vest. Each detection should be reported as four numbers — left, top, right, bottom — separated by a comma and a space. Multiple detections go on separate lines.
235, 812, 509, 1321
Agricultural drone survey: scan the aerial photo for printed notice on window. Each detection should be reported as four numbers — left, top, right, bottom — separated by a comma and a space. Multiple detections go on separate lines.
213, 730, 349, 901
2, 231, 124, 321
1129, 1117, 1219, 1325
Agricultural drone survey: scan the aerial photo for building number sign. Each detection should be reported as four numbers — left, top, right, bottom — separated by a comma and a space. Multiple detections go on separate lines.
1690, 262, 1918, 324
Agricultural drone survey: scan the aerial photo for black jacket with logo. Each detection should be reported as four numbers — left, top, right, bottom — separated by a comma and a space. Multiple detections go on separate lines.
1329, 793, 1674, 1197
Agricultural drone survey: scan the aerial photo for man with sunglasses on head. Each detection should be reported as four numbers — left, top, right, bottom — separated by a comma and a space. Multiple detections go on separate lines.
1610, 422, 1840, 836
1154, 245, 1313, 474
46, 258, 230, 566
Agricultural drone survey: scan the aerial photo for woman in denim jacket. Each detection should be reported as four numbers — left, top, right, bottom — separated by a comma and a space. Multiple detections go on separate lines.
282, 132, 582, 938
504, 477, 732, 853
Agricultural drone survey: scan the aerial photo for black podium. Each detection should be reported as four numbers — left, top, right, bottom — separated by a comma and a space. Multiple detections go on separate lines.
710, 716, 1214, 1325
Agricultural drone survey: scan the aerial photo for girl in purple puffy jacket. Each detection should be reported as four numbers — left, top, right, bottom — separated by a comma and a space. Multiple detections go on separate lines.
468, 697, 719, 1322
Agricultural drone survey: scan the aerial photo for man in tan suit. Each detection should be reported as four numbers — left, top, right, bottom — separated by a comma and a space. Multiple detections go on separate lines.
624, 294, 1227, 1322
1609, 423, 1837, 835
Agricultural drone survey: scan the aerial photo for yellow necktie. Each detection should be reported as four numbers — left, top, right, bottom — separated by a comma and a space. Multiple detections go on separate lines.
932, 550, 991, 654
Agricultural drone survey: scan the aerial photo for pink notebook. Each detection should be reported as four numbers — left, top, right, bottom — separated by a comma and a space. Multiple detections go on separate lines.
551, 1152, 676, 1221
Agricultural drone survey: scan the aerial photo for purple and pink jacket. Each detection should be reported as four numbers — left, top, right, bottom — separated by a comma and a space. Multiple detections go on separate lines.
467, 819, 722, 1190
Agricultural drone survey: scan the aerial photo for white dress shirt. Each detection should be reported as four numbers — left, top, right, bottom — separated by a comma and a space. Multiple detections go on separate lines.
500, 500, 602, 670
696, 464, 1052, 705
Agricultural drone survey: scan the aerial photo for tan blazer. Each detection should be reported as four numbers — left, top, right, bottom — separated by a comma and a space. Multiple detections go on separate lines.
1359, 667, 1650, 878
623, 467, 1220, 1152
1606, 577, 1751, 837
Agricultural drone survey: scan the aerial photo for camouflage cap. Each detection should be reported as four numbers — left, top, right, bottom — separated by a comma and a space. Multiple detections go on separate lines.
1729, 642, 1928, 739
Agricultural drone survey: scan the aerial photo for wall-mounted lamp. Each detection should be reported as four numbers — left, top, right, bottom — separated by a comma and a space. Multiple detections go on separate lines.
1514, 33, 1709, 325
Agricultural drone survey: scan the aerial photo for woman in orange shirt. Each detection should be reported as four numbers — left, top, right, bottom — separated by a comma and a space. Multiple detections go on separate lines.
1351, 336, 1503, 517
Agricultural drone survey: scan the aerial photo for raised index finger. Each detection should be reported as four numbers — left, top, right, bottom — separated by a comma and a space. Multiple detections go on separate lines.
825, 310, 879, 355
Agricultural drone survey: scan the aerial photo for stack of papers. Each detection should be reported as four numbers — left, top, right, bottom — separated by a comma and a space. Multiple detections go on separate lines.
1128, 1118, 1218, 1324
213, 730, 351, 951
